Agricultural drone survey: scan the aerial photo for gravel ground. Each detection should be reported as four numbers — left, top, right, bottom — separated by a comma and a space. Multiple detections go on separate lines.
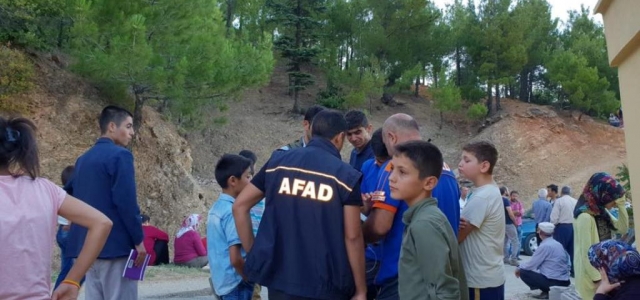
77, 256, 574, 300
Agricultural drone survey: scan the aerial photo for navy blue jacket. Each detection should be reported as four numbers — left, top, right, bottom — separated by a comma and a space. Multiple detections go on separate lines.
349, 141, 374, 171
66, 138, 143, 259
245, 138, 362, 300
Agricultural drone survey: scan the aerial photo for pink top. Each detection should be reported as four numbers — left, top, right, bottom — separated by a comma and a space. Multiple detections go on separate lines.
511, 200, 525, 226
173, 230, 207, 263
0, 176, 66, 299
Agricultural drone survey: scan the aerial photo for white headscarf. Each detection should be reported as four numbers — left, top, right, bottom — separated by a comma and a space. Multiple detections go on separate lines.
176, 214, 201, 238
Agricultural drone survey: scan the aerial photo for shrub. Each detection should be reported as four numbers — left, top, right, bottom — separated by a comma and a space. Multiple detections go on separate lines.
467, 102, 488, 120
0, 46, 34, 114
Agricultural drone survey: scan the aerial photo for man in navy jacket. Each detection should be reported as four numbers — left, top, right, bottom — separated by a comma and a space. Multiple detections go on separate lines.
66, 106, 145, 300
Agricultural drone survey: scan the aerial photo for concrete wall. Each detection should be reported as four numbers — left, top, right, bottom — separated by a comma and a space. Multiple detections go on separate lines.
596, 0, 640, 234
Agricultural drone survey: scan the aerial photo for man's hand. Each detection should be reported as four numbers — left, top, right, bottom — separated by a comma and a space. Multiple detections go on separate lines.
596, 268, 621, 295
351, 291, 367, 300
515, 268, 521, 278
51, 283, 79, 300
361, 193, 373, 215
135, 242, 147, 267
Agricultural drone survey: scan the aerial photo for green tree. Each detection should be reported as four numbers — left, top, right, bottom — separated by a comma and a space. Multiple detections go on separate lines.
0, 0, 74, 49
432, 74, 462, 129
267, 0, 326, 113
70, 0, 273, 131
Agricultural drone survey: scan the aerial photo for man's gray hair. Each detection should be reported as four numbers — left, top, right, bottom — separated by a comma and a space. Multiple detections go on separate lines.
561, 186, 571, 195
538, 188, 548, 199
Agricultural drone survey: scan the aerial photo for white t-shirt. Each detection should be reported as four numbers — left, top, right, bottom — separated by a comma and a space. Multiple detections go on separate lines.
0, 176, 66, 299
58, 215, 69, 225
460, 183, 506, 288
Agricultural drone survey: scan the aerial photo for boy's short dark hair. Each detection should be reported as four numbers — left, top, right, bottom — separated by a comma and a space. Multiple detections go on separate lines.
462, 141, 498, 175
304, 105, 326, 122
371, 128, 389, 160
311, 110, 347, 140
215, 154, 252, 189
394, 141, 443, 180
61, 165, 75, 186
99, 105, 133, 134
499, 186, 508, 196
141, 214, 150, 223
238, 150, 257, 164
345, 110, 369, 131
547, 184, 558, 194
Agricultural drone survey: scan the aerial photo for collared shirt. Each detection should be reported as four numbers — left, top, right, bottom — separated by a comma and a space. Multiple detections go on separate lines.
207, 193, 245, 296
349, 141, 374, 171
399, 198, 468, 300
518, 237, 570, 281
550, 195, 578, 224
510, 200, 524, 226
249, 199, 265, 236
532, 198, 552, 224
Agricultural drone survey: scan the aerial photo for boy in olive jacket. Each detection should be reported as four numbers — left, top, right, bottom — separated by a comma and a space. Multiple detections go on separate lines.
389, 141, 468, 300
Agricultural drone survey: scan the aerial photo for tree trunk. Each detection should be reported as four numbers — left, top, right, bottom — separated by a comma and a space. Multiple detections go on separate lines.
133, 93, 145, 137
519, 69, 529, 102
486, 82, 493, 115
528, 72, 533, 102
434, 72, 439, 89
415, 77, 420, 97
292, 0, 302, 113
225, 0, 234, 36
455, 46, 461, 86
439, 111, 444, 130
495, 84, 501, 111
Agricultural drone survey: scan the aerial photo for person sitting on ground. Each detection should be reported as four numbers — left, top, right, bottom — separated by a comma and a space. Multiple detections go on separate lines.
589, 239, 640, 300
394, 141, 468, 300
278, 105, 325, 151
515, 222, 571, 300
609, 114, 621, 127
0, 117, 112, 300
174, 214, 208, 268
573, 173, 629, 300
208, 154, 254, 299
141, 214, 169, 266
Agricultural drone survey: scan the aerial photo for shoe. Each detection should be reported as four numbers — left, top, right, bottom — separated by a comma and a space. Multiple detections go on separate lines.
517, 257, 522, 261
509, 259, 519, 266
533, 292, 549, 299
504, 258, 510, 264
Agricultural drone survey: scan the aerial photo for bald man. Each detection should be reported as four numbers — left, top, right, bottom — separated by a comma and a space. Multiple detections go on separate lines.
362, 113, 461, 300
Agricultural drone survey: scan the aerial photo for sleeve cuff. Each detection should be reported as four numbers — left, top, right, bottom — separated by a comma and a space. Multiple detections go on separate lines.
372, 202, 398, 214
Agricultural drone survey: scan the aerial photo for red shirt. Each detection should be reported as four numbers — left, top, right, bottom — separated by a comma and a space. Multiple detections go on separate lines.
142, 225, 169, 265
173, 230, 207, 263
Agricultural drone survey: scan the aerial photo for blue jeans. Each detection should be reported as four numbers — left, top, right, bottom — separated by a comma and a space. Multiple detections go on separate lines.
54, 225, 85, 289
376, 277, 399, 300
221, 281, 254, 300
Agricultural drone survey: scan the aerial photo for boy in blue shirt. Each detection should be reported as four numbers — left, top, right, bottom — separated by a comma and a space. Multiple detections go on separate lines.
207, 154, 254, 299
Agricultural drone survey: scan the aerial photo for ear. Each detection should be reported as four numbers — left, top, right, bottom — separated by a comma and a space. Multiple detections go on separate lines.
366, 124, 373, 134
422, 176, 439, 192
227, 176, 238, 188
480, 161, 491, 174
331, 132, 346, 150
108, 121, 117, 133
303, 120, 310, 130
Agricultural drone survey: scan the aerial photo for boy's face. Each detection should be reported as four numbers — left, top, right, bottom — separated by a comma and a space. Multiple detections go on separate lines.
388, 154, 437, 202
346, 125, 373, 150
230, 168, 252, 194
109, 116, 134, 147
458, 151, 489, 181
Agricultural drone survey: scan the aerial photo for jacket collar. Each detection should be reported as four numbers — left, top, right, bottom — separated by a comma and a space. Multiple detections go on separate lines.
307, 137, 341, 160
403, 198, 438, 225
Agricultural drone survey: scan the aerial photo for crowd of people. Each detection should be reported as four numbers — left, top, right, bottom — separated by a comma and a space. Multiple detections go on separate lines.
0, 104, 639, 300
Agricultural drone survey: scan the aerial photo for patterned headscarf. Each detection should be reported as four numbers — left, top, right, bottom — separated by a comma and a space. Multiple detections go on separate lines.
589, 240, 640, 283
176, 214, 201, 238
574, 172, 625, 218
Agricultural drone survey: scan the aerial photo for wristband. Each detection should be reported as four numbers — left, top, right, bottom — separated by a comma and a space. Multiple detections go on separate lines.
62, 279, 81, 289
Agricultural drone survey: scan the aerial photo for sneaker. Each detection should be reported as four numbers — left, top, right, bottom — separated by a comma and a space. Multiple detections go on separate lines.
504, 258, 510, 264
509, 259, 519, 266
533, 292, 549, 299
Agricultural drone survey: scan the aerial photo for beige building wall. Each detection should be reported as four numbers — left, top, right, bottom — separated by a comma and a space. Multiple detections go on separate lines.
595, 0, 640, 234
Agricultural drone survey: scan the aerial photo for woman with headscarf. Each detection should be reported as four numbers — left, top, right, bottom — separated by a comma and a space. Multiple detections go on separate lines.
588, 240, 640, 299
573, 173, 629, 299
173, 214, 209, 268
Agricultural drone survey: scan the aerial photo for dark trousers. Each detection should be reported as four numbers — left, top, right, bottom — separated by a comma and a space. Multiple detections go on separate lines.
536, 223, 542, 246
54, 225, 85, 289
469, 284, 504, 300
376, 277, 399, 300
520, 269, 570, 293
553, 224, 574, 273
153, 240, 170, 265
268, 289, 344, 300
365, 259, 380, 300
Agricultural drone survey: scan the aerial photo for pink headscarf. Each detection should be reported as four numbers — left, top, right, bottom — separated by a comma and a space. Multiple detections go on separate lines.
176, 214, 201, 238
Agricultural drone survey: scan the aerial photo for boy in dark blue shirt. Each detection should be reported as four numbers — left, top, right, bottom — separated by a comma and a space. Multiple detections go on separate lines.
345, 110, 374, 171
233, 110, 367, 300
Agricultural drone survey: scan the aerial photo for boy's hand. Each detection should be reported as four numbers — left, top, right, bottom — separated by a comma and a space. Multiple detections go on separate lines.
351, 292, 367, 300
361, 193, 373, 214
459, 217, 470, 230
52, 283, 79, 300
515, 268, 520, 278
